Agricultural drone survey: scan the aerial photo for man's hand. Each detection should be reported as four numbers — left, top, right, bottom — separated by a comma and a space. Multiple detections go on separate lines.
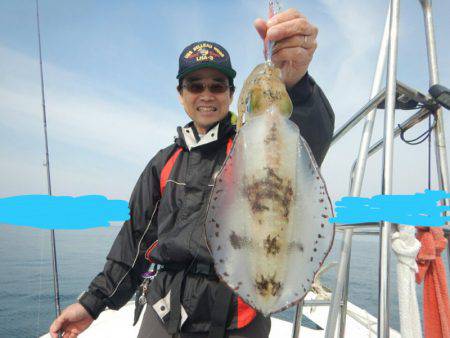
49, 303, 94, 338
254, 8, 318, 89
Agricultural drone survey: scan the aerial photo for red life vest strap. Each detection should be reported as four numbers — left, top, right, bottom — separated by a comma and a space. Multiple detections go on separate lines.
226, 137, 233, 155
160, 138, 233, 195
144, 240, 159, 263
160, 147, 183, 195
237, 297, 257, 328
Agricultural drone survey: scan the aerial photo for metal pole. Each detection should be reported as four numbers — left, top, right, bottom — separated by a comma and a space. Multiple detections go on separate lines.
325, 3, 391, 337
353, 0, 391, 188
291, 300, 304, 338
419, 0, 450, 270
36, 0, 61, 319
335, 236, 350, 337
332, 80, 431, 147
378, 0, 401, 336
366, 107, 431, 158
337, 246, 351, 338
340, 7, 392, 337
330, 91, 386, 146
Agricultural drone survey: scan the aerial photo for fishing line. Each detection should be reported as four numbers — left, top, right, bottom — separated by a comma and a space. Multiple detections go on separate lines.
266, 0, 282, 62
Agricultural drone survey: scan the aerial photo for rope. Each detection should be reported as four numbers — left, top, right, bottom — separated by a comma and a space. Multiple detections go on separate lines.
392, 226, 422, 338
392, 108, 437, 337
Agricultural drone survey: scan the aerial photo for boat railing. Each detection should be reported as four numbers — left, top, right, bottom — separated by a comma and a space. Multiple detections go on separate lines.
291, 1, 449, 337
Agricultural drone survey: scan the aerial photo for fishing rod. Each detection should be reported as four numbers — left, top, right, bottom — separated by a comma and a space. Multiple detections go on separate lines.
35, 0, 62, 321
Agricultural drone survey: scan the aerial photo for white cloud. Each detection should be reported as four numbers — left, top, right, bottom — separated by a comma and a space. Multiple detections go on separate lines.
316, 0, 388, 120
0, 45, 179, 166
0, 45, 182, 197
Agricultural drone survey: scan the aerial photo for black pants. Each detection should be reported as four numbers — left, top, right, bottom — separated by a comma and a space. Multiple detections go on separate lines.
137, 306, 271, 338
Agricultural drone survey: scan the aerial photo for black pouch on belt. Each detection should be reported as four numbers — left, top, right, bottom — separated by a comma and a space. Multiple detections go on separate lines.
164, 261, 233, 338
208, 282, 233, 338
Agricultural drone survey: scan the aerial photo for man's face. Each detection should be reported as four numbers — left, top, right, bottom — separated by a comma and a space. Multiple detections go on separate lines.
178, 68, 233, 134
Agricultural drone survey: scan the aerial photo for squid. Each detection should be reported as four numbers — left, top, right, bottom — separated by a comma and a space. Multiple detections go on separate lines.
205, 62, 334, 315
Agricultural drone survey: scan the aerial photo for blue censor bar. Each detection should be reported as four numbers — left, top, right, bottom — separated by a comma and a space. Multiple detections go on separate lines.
1, 190, 449, 230
0, 195, 129, 230
330, 189, 450, 227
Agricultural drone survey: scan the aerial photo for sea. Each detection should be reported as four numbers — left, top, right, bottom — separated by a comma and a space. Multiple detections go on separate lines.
1, 223, 448, 337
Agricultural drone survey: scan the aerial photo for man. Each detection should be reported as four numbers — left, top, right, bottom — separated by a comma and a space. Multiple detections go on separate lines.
50, 8, 334, 338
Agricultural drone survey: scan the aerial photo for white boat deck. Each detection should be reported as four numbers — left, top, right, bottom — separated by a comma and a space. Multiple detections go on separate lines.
40, 292, 400, 337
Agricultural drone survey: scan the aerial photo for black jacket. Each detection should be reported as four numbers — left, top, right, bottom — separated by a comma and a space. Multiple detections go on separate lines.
78, 74, 335, 331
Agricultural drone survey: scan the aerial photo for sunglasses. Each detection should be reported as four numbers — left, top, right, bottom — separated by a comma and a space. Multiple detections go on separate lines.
181, 82, 233, 94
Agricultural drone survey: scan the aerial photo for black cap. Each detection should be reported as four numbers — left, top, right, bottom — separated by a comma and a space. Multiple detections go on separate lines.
177, 41, 236, 80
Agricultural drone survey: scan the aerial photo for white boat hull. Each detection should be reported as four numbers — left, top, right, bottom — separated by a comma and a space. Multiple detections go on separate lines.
40, 292, 400, 337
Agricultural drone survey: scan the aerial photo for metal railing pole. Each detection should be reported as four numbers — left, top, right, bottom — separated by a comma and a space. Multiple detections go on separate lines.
330, 90, 386, 147
339, 6, 392, 337
325, 3, 391, 338
419, 0, 450, 270
291, 300, 304, 338
378, 0, 401, 336
336, 239, 351, 337
366, 108, 431, 158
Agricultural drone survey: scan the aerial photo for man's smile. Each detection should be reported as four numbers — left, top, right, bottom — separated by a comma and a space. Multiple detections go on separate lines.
197, 106, 218, 112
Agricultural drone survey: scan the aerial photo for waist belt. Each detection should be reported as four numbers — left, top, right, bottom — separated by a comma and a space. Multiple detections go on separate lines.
161, 261, 217, 277
163, 261, 232, 338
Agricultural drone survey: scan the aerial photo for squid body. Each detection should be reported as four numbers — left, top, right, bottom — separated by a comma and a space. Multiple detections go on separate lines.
205, 62, 334, 316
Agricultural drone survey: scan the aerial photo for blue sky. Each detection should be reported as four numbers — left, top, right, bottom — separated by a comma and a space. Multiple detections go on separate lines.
1, 0, 449, 204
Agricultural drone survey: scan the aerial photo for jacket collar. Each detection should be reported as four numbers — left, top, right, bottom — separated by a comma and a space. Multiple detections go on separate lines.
175, 112, 236, 150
